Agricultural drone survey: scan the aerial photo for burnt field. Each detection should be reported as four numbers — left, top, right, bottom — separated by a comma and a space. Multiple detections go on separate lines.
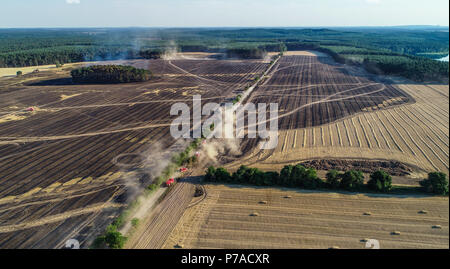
238, 54, 414, 160
0, 51, 447, 249
0, 57, 268, 248
251, 55, 412, 130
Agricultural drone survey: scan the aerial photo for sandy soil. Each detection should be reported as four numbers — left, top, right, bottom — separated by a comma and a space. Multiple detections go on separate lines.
284, 50, 328, 57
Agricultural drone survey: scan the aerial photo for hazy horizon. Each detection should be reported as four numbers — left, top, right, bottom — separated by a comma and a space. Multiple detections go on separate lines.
1, 25, 449, 29
1, 0, 448, 28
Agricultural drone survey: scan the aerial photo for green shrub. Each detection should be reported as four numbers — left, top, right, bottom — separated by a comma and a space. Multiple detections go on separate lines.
232, 165, 249, 183
92, 223, 127, 249
290, 165, 307, 187
280, 165, 294, 186
368, 170, 392, 192
263, 171, 279, 186
215, 167, 232, 182
420, 172, 449, 195
16, 70, 22, 76
131, 218, 140, 228
340, 170, 364, 190
326, 170, 341, 189
146, 183, 158, 192
285, 165, 320, 189
104, 225, 127, 249
111, 215, 124, 228
303, 170, 323, 189
204, 166, 216, 182
91, 236, 107, 249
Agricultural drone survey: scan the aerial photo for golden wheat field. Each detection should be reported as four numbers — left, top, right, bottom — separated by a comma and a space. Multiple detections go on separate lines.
163, 184, 449, 249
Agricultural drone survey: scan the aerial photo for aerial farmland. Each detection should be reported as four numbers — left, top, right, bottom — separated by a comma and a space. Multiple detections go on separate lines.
0, 24, 448, 252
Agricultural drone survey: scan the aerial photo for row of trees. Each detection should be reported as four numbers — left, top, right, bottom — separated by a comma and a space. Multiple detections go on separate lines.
0, 46, 166, 68
205, 165, 449, 195
360, 55, 449, 83
71, 65, 152, 84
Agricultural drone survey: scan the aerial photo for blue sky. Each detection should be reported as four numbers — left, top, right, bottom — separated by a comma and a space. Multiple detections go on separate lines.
1, 0, 448, 28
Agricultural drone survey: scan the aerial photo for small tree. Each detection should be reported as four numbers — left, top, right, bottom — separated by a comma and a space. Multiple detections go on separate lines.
280, 165, 293, 186
215, 167, 231, 182
16, 71, 22, 76
204, 166, 216, 182
290, 164, 307, 187
233, 165, 249, 183
105, 231, 126, 249
146, 183, 158, 192
91, 236, 107, 249
326, 170, 341, 189
253, 169, 266, 186
340, 170, 364, 191
420, 172, 448, 195
368, 170, 392, 192
131, 218, 140, 228
104, 225, 127, 249
302, 168, 322, 189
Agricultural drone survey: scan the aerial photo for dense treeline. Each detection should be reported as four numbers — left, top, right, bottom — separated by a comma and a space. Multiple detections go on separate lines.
1, 28, 448, 82
205, 165, 449, 195
361, 55, 449, 83
71, 65, 151, 84
0, 46, 166, 67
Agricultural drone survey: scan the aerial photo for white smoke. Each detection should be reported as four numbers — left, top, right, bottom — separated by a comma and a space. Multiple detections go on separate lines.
198, 138, 241, 166
66, 0, 80, 4
162, 40, 179, 60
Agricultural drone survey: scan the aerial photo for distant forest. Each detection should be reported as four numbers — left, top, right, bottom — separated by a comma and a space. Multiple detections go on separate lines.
0, 27, 448, 82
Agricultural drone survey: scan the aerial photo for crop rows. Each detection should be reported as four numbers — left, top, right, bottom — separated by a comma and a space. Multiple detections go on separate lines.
0, 58, 268, 248
229, 55, 448, 176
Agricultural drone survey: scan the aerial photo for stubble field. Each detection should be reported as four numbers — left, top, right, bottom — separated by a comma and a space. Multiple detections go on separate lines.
163, 184, 449, 249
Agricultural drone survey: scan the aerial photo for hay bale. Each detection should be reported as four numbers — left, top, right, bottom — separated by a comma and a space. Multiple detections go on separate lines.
250, 212, 259, 216
363, 212, 372, 216
418, 210, 428, 214
432, 225, 442, 229
360, 238, 370, 242
329, 246, 340, 249
391, 231, 401, 235
259, 200, 268, 204
283, 195, 292, 199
